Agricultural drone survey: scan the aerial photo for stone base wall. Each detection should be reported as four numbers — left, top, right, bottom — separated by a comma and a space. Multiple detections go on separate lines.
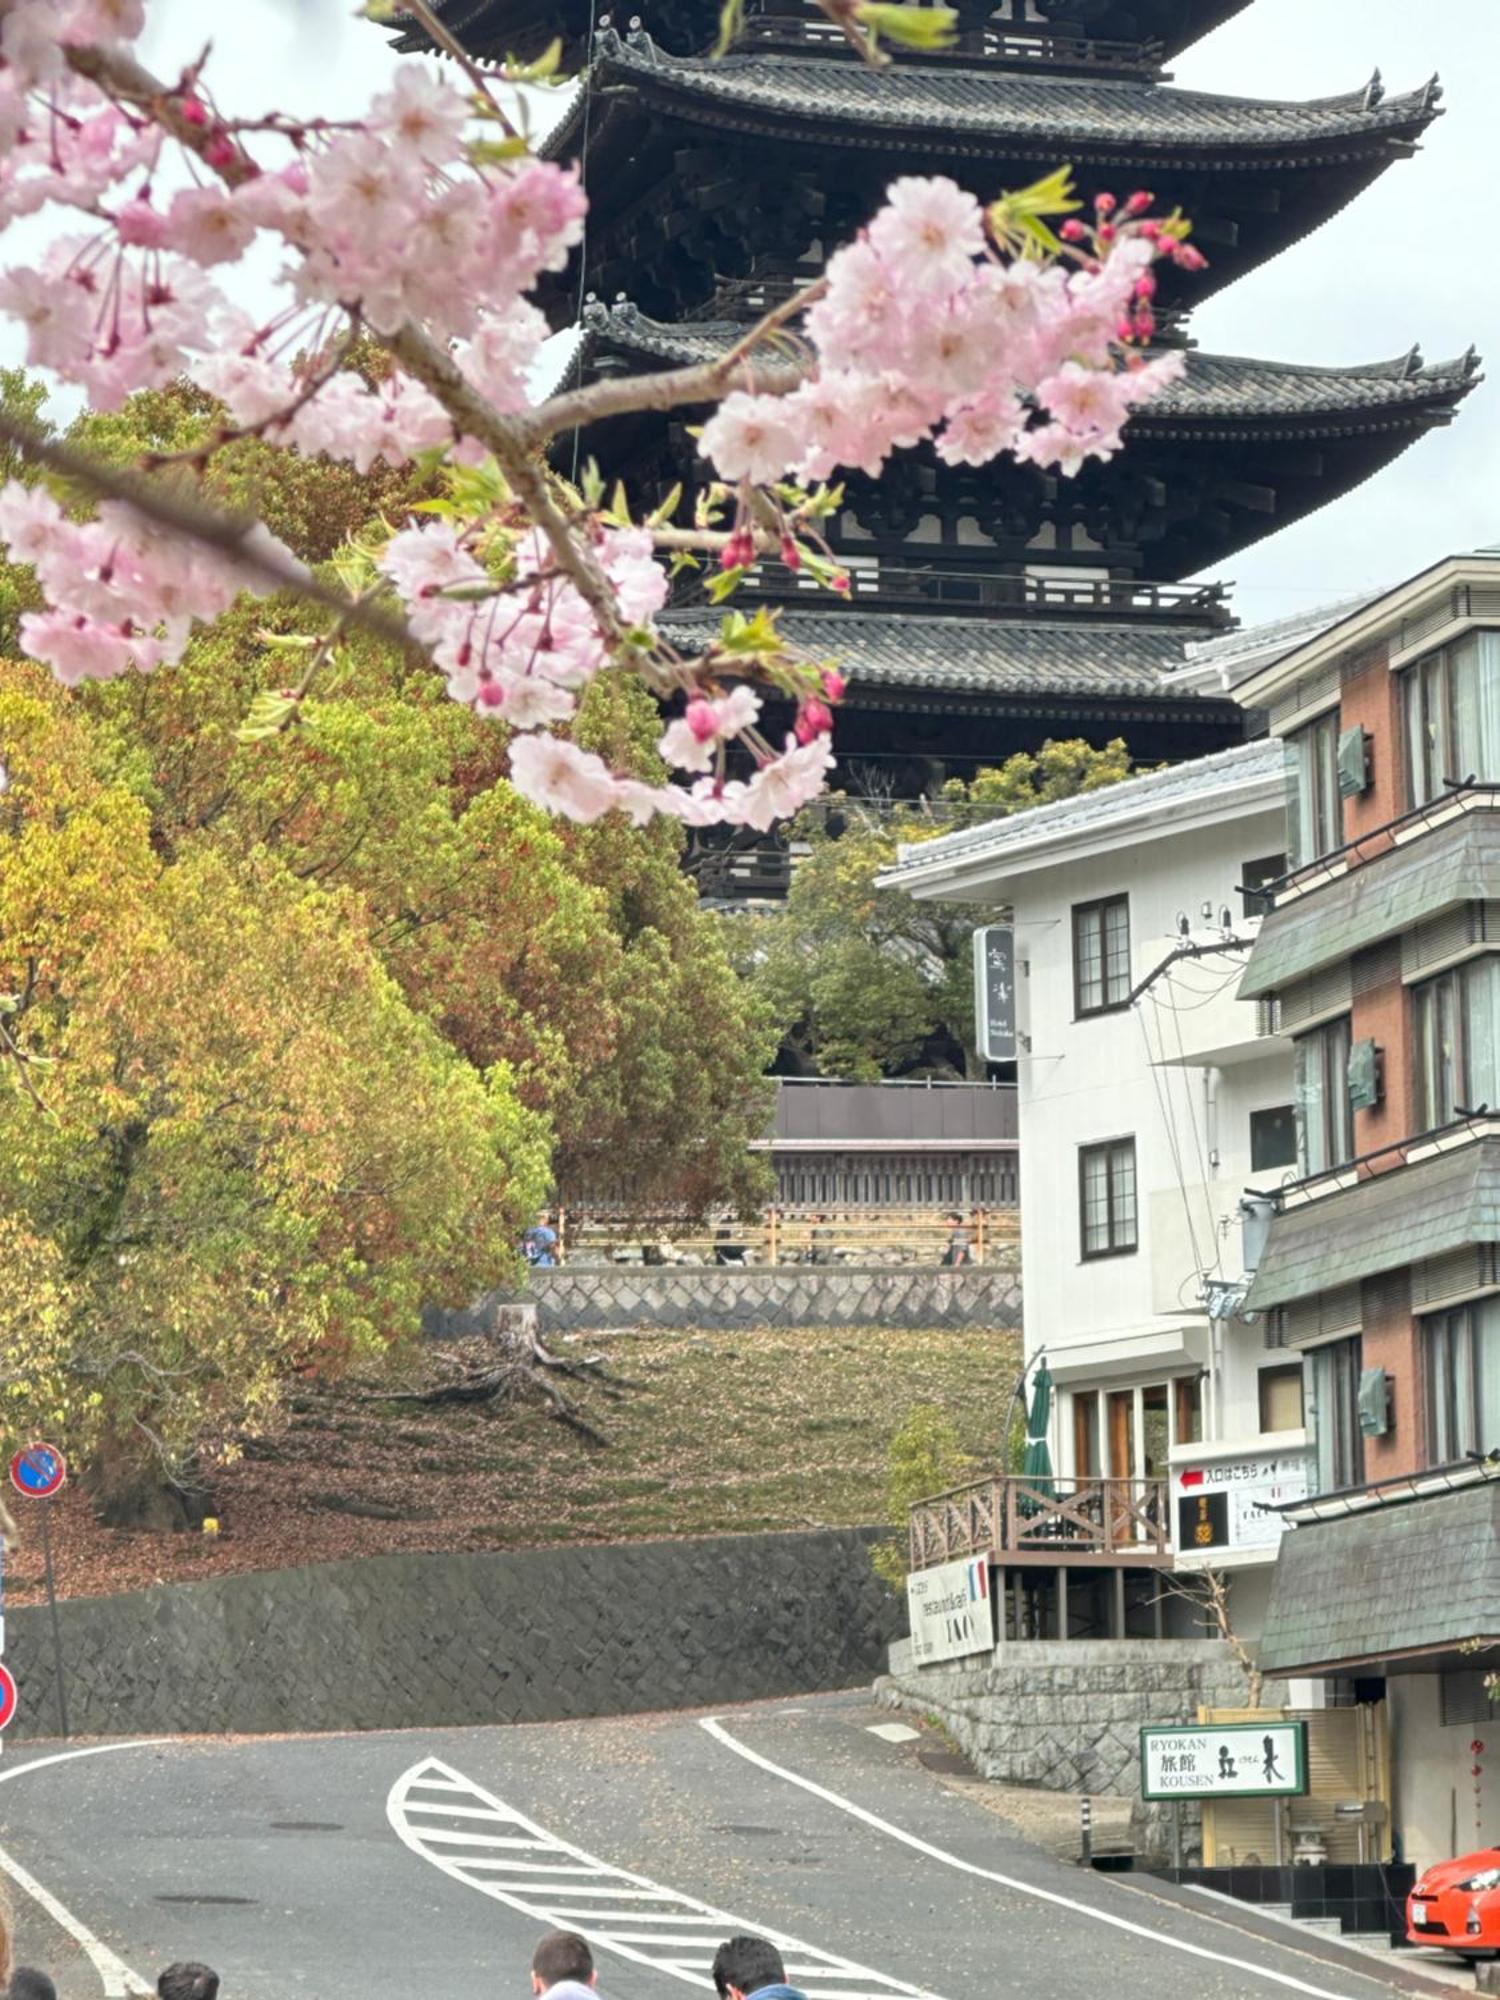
5, 1527, 901, 1739
428, 1265, 1023, 1337
878, 1638, 1285, 1799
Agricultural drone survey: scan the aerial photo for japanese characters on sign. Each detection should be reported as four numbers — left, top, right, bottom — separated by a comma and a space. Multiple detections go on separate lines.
1141, 1721, 1308, 1800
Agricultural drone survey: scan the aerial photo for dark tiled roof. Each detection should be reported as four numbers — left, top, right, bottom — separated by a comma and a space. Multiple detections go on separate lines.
1243, 1137, 1500, 1313
579, 303, 1480, 432
1239, 809, 1500, 997
551, 31, 1441, 157
660, 607, 1201, 699
1259, 1478, 1500, 1676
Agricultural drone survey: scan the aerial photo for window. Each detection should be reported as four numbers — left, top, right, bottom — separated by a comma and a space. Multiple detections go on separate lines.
1242, 852, 1288, 918
1308, 1336, 1364, 1493
1402, 631, 1500, 807
1413, 958, 1500, 1129
1174, 1373, 1203, 1445
1424, 1298, 1500, 1464
1259, 1363, 1305, 1434
1250, 1104, 1298, 1173
1293, 1016, 1354, 1175
1285, 711, 1343, 868
1072, 895, 1130, 1016
1079, 1138, 1137, 1258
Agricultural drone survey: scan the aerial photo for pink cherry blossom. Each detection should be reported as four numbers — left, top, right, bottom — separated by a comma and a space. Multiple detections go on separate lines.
165, 186, 257, 267
506, 733, 623, 823
698, 393, 803, 487
366, 66, 470, 168
867, 175, 984, 293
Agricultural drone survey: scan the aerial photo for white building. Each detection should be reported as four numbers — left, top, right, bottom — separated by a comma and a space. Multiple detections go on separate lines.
884, 734, 1311, 1638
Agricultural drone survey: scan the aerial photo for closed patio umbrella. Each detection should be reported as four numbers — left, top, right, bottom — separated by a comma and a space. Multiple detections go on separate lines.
1019, 1357, 1056, 1507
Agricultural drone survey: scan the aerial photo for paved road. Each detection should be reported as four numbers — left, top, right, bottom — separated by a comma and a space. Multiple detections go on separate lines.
0, 1694, 1429, 2000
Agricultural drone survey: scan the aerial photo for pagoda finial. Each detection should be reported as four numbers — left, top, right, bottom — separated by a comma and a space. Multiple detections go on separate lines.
1361, 68, 1383, 111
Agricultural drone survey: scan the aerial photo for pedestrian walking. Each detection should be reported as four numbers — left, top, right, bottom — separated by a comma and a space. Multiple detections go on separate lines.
157, 1966, 219, 2000
522, 1210, 559, 1268
940, 1210, 971, 1266
530, 1930, 597, 1997
711, 1935, 807, 2000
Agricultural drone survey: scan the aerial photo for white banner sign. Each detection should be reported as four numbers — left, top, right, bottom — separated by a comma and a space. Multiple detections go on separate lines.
1172, 1446, 1311, 1563
906, 1555, 994, 1667
1141, 1721, 1308, 1800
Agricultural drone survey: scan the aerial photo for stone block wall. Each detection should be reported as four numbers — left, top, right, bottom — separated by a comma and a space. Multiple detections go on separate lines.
5, 1527, 902, 1739
878, 1638, 1285, 1798
428, 1265, 1023, 1337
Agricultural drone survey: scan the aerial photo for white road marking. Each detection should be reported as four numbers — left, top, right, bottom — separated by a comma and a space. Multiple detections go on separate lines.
865, 1724, 921, 1744
387, 1755, 949, 2000
0, 1741, 168, 1998
700, 1718, 1368, 2000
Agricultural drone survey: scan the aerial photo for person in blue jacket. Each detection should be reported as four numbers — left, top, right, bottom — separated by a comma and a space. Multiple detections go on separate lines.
711, 1935, 806, 2000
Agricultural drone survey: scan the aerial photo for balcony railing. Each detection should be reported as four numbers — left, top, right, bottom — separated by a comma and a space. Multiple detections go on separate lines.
1266, 782, 1500, 908
736, 8, 1163, 74
909, 1473, 1171, 1570
1255, 1111, 1500, 1213
679, 563, 1233, 627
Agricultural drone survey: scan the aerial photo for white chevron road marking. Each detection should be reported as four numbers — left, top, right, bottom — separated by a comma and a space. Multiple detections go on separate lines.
386, 1754, 949, 2000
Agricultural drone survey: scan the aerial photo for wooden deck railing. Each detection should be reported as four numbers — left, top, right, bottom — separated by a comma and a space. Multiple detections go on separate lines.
908, 1474, 1171, 1569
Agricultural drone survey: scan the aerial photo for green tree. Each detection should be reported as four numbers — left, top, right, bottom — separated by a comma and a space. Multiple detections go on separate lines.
0, 670, 551, 1514
733, 739, 1137, 1079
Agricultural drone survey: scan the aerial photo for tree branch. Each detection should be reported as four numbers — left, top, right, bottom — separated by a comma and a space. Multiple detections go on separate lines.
0, 413, 417, 652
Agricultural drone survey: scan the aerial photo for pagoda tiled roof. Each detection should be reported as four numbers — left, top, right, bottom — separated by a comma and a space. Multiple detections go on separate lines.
578, 303, 1481, 435
548, 31, 1441, 160
659, 607, 1207, 701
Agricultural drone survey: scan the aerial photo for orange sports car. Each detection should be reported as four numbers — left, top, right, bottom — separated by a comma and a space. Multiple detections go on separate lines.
1408, 1850, 1500, 1952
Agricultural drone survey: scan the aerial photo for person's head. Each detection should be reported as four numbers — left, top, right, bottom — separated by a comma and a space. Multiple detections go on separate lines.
946, 1211, 963, 1225
712, 1935, 786, 1999
10, 1969, 59, 2000
530, 1932, 595, 1994
157, 1966, 219, 2000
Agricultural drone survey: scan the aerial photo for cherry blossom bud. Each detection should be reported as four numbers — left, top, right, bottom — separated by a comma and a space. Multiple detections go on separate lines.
1059, 219, 1087, 243
822, 669, 846, 702
1123, 191, 1154, 216
795, 698, 833, 745
779, 534, 801, 571
1132, 273, 1157, 301
685, 698, 719, 743
1097, 223, 1116, 246
178, 95, 209, 126
831, 573, 850, 595
203, 133, 238, 171
1133, 305, 1155, 338
1094, 192, 1117, 217
1172, 242, 1208, 271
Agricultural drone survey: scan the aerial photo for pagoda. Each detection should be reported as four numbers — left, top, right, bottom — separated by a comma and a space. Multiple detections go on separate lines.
393, 0, 1478, 894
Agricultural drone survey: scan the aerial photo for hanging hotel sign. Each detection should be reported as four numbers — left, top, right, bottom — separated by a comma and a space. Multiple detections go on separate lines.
906, 1555, 995, 1666
1171, 1445, 1311, 1565
1141, 1721, 1308, 1801
973, 926, 1017, 1064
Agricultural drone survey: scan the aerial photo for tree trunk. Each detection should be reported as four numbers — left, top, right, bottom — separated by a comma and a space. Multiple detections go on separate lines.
82, 1429, 214, 1530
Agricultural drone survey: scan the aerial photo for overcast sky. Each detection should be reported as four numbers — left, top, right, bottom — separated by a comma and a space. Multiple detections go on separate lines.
48, 1, 1500, 623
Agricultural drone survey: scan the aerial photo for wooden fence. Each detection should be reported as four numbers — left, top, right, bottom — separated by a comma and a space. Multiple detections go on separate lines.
908, 1474, 1171, 1569
557, 1205, 1020, 1270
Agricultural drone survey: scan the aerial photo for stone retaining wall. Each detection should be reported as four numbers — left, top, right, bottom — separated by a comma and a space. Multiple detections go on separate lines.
428, 1265, 1023, 1337
877, 1639, 1284, 1797
5, 1527, 901, 1739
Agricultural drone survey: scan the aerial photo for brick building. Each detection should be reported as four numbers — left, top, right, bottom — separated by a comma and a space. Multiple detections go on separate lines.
1242, 546, 1500, 1872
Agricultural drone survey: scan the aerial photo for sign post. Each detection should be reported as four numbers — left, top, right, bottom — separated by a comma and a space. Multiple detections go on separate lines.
972, 926, 1017, 1064
9, 1445, 70, 1740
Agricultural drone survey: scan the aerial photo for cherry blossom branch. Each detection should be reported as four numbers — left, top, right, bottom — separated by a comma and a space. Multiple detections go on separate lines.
521, 282, 822, 446
0, 412, 417, 651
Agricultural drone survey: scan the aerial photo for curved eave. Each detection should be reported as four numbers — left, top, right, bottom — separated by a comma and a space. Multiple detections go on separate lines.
574, 309, 1482, 441
544, 35, 1441, 166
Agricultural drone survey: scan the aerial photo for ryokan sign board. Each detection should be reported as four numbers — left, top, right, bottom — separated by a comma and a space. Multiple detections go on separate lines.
1140, 1721, 1308, 1801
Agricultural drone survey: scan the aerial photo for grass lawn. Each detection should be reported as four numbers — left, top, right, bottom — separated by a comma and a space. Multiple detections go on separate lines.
14, 1323, 1021, 1604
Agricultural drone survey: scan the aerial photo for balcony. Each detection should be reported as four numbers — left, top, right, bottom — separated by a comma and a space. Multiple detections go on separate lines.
736, 6, 1163, 75
909, 1473, 1171, 1570
1243, 1126, 1500, 1315
764, 1076, 1018, 1150
678, 562, 1233, 628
